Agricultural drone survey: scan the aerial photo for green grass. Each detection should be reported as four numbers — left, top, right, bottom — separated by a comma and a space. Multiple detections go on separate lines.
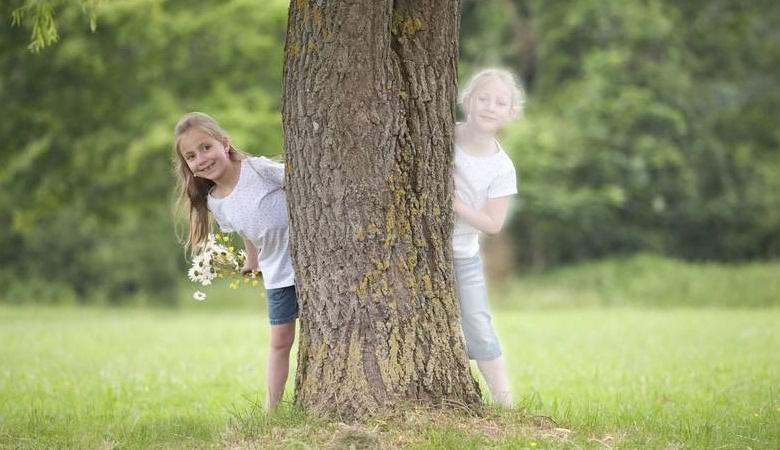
1, 306, 778, 449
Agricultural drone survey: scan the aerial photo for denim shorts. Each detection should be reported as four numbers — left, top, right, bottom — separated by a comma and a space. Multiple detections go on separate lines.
454, 254, 502, 360
266, 285, 299, 325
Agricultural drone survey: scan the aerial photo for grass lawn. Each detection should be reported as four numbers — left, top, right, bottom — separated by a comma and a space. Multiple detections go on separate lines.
1, 305, 778, 449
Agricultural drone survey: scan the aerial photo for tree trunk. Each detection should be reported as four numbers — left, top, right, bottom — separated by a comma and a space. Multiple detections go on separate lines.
282, 0, 481, 419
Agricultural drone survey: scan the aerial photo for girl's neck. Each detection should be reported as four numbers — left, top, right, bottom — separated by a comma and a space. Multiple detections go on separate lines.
210, 159, 242, 197
457, 122, 498, 157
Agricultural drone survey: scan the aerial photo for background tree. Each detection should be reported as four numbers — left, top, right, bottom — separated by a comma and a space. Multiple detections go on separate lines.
460, 0, 780, 267
4, 0, 779, 298
1, 0, 288, 303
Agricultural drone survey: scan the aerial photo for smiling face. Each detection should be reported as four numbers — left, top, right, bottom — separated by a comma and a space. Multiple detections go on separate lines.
177, 128, 232, 181
463, 76, 514, 133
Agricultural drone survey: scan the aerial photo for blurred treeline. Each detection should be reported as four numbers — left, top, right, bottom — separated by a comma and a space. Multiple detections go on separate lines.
2, 0, 778, 305
461, 0, 780, 266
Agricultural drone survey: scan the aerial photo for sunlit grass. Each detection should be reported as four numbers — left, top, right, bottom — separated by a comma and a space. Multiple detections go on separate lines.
503, 308, 780, 448
1, 305, 778, 448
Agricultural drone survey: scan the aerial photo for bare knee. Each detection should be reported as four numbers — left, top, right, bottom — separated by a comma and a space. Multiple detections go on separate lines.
269, 322, 295, 354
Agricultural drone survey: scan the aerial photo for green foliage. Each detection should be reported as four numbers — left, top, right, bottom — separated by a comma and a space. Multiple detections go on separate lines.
499, 253, 780, 308
0, 204, 179, 305
460, 0, 780, 266
10, 0, 101, 52
1, 0, 289, 304
3, 0, 779, 304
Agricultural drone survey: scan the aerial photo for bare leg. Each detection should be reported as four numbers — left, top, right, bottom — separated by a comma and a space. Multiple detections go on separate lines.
265, 321, 296, 411
477, 356, 512, 407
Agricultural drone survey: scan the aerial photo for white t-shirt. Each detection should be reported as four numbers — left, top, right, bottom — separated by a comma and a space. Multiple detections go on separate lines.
452, 141, 518, 259
207, 157, 295, 289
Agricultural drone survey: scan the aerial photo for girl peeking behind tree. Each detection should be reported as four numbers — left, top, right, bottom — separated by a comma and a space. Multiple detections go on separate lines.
452, 68, 524, 407
173, 112, 297, 411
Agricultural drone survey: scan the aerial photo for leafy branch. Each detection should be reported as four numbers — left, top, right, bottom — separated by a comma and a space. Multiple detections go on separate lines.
10, 0, 101, 52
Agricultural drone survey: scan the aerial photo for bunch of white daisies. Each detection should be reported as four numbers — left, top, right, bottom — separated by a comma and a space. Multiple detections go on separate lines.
188, 233, 257, 301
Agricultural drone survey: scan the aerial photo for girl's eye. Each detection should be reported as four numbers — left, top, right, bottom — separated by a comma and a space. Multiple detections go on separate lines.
203, 144, 211, 151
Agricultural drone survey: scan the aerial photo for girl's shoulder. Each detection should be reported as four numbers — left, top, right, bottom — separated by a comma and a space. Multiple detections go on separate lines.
494, 141, 516, 170
247, 155, 283, 168
246, 155, 285, 188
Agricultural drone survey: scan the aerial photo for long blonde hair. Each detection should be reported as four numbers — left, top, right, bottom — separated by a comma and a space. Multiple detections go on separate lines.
172, 112, 246, 255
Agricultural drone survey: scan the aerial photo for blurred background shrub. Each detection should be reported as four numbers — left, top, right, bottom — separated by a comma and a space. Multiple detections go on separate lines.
2, 0, 778, 305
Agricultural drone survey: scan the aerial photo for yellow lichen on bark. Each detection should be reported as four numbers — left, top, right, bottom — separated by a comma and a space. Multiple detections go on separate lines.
391, 13, 425, 40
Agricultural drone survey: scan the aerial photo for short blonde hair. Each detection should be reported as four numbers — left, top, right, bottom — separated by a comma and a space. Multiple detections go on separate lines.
459, 68, 525, 120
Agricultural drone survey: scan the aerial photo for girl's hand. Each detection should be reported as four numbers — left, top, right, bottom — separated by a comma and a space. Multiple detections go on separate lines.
453, 196, 466, 215
240, 264, 259, 277
241, 239, 259, 277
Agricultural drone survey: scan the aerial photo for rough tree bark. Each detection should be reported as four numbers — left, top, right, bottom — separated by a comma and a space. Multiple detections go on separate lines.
282, 0, 481, 419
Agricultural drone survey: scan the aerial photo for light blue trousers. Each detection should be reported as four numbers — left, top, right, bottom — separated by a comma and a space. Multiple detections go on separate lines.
453, 254, 502, 360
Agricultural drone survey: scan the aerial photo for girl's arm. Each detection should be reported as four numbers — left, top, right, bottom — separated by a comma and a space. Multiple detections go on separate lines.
454, 196, 511, 235
241, 239, 260, 275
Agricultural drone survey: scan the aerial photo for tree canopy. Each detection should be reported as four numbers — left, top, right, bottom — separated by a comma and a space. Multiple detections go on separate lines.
3, 0, 778, 304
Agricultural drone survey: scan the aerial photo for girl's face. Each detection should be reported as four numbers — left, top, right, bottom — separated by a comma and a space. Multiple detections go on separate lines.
465, 77, 513, 133
178, 128, 232, 181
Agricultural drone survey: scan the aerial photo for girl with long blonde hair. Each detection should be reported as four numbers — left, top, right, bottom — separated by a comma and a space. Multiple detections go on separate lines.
173, 111, 297, 410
